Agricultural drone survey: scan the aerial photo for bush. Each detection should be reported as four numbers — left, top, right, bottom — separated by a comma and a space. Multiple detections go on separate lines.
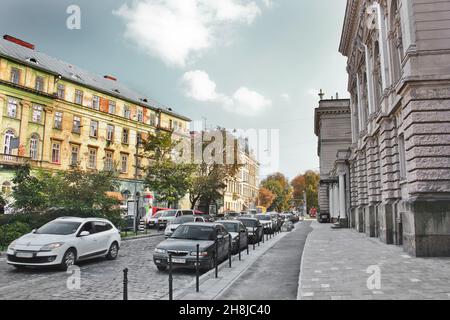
0, 221, 31, 249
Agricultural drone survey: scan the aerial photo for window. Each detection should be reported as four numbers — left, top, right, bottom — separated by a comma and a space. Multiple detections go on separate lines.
7, 97, 18, 118
136, 132, 143, 145
90, 120, 98, 138
121, 154, 128, 173
169, 119, 173, 129
107, 124, 114, 142
51, 141, 61, 164
3, 130, 15, 155
105, 151, 114, 171
92, 95, 100, 110
122, 128, 129, 144
54, 112, 62, 129
32, 104, 43, 123
74, 89, 83, 105
108, 101, 116, 114
137, 108, 143, 122
29, 134, 39, 160
35, 76, 44, 92
150, 113, 157, 126
88, 148, 97, 169
94, 221, 113, 233
124, 106, 131, 119
57, 84, 65, 100
398, 134, 407, 180
70, 145, 79, 166
10, 67, 20, 84
72, 116, 81, 134
1, 181, 12, 195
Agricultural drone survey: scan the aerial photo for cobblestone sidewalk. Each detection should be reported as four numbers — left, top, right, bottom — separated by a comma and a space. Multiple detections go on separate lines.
298, 221, 450, 300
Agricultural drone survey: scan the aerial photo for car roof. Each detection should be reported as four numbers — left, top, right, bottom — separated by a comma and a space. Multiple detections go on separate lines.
216, 220, 241, 224
182, 222, 221, 227
55, 217, 110, 223
237, 217, 258, 221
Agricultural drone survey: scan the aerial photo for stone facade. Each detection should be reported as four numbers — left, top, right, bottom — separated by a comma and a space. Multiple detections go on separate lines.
339, 0, 450, 256
314, 98, 352, 223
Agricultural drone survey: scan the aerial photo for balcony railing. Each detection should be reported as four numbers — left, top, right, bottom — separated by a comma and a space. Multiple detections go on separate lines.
0, 154, 31, 165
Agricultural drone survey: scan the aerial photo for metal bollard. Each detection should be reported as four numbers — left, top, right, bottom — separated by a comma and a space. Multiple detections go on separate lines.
258, 228, 260, 247
168, 253, 173, 300
228, 234, 232, 268
262, 228, 265, 244
252, 227, 256, 250
196, 244, 200, 293
238, 233, 241, 261
246, 230, 249, 255
123, 268, 128, 300
214, 240, 218, 278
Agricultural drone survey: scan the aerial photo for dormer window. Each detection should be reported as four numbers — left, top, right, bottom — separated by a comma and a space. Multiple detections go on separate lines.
27, 57, 38, 64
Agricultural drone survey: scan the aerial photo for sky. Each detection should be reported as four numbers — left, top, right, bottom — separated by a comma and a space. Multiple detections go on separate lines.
0, 0, 349, 181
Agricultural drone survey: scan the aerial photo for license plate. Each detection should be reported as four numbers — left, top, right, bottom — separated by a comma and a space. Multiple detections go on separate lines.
172, 258, 186, 264
16, 252, 34, 258
322, 215, 327, 218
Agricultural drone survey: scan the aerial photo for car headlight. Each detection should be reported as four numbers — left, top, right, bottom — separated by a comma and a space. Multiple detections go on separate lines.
154, 248, 167, 254
40, 242, 65, 251
190, 251, 208, 256
7, 240, 17, 250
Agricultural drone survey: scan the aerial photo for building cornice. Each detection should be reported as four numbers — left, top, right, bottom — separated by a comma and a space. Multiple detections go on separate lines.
339, 0, 360, 57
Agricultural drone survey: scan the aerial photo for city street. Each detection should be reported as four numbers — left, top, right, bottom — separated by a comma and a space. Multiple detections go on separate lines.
0, 234, 198, 300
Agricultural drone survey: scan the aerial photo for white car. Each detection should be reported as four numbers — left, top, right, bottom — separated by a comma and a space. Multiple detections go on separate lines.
164, 215, 206, 238
6, 217, 121, 271
157, 209, 195, 230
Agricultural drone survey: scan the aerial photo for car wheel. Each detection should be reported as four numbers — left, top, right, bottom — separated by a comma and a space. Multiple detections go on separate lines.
157, 265, 167, 271
106, 242, 119, 260
60, 248, 76, 271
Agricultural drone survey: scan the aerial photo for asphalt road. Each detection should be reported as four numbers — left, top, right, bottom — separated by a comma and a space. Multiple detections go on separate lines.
218, 221, 313, 300
0, 234, 198, 300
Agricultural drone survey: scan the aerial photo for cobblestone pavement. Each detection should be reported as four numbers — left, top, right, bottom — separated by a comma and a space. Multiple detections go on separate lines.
298, 221, 450, 300
0, 235, 198, 300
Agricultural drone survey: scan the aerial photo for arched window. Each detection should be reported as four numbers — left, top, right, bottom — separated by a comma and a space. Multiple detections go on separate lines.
3, 130, 15, 155
30, 133, 39, 160
1, 181, 11, 195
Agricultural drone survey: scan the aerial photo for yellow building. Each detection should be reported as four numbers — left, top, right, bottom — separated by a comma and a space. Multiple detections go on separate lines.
222, 140, 259, 213
0, 35, 191, 201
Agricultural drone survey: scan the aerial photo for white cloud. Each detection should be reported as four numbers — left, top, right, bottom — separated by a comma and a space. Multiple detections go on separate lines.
281, 93, 291, 102
181, 70, 271, 116
114, 0, 264, 67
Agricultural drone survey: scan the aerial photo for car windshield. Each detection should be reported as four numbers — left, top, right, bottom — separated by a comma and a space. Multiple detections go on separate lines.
161, 210, 177, 217
36, 221, 81, 235
256, 215, 271, 221
238, 219, 258, 228
171, 225, 215, 241
172, 216, 195, 224
219, 222, 239, 233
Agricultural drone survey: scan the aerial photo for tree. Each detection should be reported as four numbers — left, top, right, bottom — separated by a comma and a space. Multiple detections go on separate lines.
11, 164, 121, 213
261, 173, 293, 212
188, 129, 242, 210
257, 187, 276, 208
290, 170, 320, 212
142, 131, 195, 208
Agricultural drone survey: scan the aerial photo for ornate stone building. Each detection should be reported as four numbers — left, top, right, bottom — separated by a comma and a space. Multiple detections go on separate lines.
339, 0, 450, 256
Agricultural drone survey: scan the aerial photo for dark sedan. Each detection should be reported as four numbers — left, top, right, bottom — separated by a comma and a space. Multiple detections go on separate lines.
236, 217, 263, 244
153, 223, 229, 272
216, 220, 248, 254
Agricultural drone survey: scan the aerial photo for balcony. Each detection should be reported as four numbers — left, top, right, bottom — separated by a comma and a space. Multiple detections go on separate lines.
0, 154, 31, 166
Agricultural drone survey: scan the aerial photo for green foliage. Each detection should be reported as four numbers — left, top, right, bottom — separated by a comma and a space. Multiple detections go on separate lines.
0, 221, 31, 249
11, 164, 121, 214
261, 173, 293, 212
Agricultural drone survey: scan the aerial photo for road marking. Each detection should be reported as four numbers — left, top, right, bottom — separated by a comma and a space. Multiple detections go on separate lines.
321, 284, 330, 288
302, 292, 314, 297
410, 278, 421, 283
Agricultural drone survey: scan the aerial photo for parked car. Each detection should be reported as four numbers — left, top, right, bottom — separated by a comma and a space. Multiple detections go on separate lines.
164, 215, 207, 238
268, 212, 283, 231
255, 214, 275, 234
157, 209, 196, 230
216, 220, 248, 253
153, 223, 230, 272
195, 213, 215, 222
224, 211, 241, 220
6, 217, 121, 271
236, 217, 263, 244
147, 211, 163, 229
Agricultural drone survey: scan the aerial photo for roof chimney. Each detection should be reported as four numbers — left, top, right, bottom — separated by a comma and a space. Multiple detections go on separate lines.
336, 92, 339, 100
3, 35, 35, 50
104, 75, 117, 81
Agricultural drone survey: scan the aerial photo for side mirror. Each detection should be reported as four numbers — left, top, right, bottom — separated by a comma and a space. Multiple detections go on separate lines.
79, 231, 90, 237
31, 229, 37, 234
